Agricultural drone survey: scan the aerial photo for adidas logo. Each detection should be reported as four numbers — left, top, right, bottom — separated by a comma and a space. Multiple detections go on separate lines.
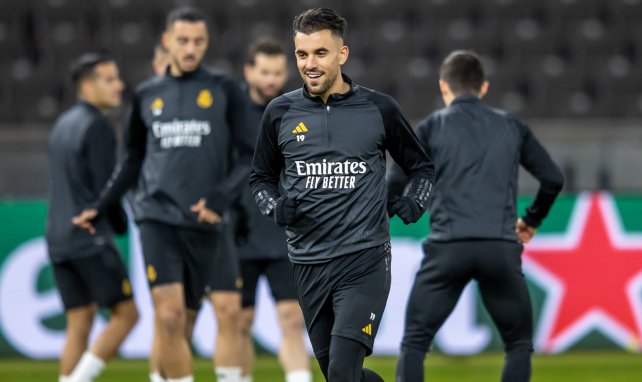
362, 323, 372, 336
292, 122, 309, 134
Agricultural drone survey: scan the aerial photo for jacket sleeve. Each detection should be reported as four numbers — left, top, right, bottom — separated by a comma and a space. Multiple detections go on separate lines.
518, 119, 564, 228
249, 99, 286, 217
84, 118, 116, 194
371, 93, 434, 210
387, 116, 433, 198
94, 92, 147, 215
206, 78, 256, 214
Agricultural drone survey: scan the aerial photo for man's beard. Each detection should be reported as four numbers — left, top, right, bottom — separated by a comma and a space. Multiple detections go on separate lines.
306, 72, 334, 96
255, 85, 280, 104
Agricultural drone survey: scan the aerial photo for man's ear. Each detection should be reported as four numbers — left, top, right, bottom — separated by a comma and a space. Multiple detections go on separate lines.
339, 45, 349, 65
243, 63, 253, 83
439, 79, 450, 95
479, 80, 490, 99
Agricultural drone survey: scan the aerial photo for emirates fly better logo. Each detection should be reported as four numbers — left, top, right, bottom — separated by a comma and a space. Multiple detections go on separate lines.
523, 193, 642, 353
295, 159, 368, 189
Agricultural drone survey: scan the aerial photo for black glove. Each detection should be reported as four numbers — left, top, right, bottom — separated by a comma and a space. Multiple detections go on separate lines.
390, 196, 423, 225
273, 196, 299, 227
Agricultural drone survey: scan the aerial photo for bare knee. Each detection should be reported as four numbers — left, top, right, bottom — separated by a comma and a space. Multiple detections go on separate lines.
156, 305, 186, 338
66, 306, 97, 338
211, 292, 242, 332
278, 302, 305, 336
240, 309, 255, 338
111, 300, 139, 328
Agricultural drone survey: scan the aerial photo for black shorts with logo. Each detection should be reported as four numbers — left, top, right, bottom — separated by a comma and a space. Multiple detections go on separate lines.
206, 220, 242, 293
52, 248, 133, 310
138, 220, 219, 310
292, 242, 392, 358
240, 258, 298, 308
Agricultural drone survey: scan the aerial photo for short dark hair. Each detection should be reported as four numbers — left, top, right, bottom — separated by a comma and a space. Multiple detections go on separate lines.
439, 50, 486, 95
70, 53, 114, 90
246, 37, 286, 65
166, 6, 208, 30
292, 8, 347, 39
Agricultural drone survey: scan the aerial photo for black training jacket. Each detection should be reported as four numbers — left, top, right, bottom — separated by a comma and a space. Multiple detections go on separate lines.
250, 74, 434, 264
235, 86, 288, 260
389, 95, 564, 243
46, 101, 119, 262
95, 66, 254, 231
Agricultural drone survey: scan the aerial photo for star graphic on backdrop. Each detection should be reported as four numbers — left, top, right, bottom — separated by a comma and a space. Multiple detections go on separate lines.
523, 193, 642, 353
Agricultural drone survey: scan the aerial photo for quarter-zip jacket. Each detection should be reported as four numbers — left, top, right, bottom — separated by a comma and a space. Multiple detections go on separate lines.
250, 74, 434, 263
46, 101, 119, 261
95, 66, 254, 231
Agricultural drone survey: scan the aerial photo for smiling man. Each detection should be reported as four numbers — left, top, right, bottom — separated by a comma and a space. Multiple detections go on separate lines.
250, 8, 435, 382
72, 7, 253, 382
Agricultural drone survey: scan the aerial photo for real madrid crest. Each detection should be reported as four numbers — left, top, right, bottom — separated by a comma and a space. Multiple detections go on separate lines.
197, 89, 213, 109
151, 97, 164, 116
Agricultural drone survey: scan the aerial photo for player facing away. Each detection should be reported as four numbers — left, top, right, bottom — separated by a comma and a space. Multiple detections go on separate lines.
391, 51, 565, 382
73, 7, 254, 382
250, 8, 434, 382
47, 53, 139, 382
233, 37, 311, 382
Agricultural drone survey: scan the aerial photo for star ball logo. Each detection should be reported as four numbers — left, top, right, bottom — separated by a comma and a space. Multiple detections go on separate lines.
523, 193, 642, 353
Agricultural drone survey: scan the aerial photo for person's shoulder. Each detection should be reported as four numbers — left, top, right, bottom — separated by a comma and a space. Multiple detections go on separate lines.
199, 66, 236, 84
134, 75, 167, 96
265, 89, 302, 114
485, 104, 528, 129
360, 86, 399, 109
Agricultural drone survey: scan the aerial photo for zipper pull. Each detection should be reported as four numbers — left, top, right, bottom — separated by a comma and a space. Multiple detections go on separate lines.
326, 105, 331, 113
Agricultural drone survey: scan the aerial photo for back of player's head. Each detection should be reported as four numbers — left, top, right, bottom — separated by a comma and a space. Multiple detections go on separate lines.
292, 8, 347, 39
439, 50, 486, 95
165, 6, 208, 30
70, 53, 114, 91
246, 37, 286, 66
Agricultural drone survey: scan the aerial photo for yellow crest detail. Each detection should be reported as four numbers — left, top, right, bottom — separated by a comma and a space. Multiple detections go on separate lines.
361, 323, 372, 336
151, 97, 164, 111
292, 122, 309, 134
147, 265, 157, 282
197, 89, 214, 108
122, 279, 132, 296
235, 277, 244, 289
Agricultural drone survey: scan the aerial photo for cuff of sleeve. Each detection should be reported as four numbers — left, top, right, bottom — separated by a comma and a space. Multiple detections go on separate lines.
207, 192, 231, 215
521, 214, 542, 229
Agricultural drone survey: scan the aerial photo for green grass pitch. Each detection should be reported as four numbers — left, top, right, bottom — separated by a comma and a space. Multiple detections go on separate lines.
0, 352, 640, 381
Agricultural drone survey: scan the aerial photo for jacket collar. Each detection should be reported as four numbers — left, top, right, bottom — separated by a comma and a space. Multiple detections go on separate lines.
302, 73, 357, 103
451, 94, 481, 105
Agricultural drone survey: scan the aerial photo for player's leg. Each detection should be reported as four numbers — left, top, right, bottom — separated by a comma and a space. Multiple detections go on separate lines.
396, 241, 471, 382
329, 244, 392, 381
84, 249, 139, 362
291, 261, 334, 380
238, 259, 261, 381
139, 221, 193, 381
149, 308, 196, 382
265, 258, 311, 382
52, 260, 96, 381
475, 241, 533, 382
206, 234, 243, 382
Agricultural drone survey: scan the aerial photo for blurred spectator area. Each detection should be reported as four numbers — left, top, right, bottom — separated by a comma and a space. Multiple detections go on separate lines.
1, 0, 642, 123
1, 0, 641, 196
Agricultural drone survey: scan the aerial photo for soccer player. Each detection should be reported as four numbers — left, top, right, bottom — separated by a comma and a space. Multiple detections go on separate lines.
250, 8, 434, 382
152, 43, 170, 76
234, 37, 311, 382
391, 51, 564, 382
46, 53, 139, 382
73, 7, 253, 382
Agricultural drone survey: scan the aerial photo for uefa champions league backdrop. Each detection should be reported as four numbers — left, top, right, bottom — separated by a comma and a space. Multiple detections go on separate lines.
1, 192, 642, 358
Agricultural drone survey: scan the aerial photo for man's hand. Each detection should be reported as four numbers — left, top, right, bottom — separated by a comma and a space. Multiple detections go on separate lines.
191, 198, 222, 224
516, 218, 537, 243
274, 196, 299, 227
390, 196, 423, 225
72, 209, 98, 234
